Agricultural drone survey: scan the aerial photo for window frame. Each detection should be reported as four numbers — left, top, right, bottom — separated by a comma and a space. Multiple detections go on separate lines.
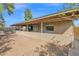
45, 25, 54, 32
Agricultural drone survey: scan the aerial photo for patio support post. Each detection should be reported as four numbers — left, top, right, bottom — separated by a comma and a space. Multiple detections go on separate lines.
41, 22, 43, 33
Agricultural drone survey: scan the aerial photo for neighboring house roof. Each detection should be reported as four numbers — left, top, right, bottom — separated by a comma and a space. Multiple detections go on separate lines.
11, 8, 79, 26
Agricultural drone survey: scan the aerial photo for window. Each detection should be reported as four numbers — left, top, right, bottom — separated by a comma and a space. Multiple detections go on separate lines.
46, 26, 54, 31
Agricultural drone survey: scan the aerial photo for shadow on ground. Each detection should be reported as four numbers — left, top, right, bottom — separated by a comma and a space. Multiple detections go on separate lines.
34, 42, 72, 56
0, 34, 15, 55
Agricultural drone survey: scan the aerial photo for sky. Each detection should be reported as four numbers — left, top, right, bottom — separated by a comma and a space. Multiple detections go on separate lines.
2, 3, 79, 27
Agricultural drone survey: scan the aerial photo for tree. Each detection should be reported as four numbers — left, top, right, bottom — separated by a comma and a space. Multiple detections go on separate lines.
24, 8, 32, 21
0, 3, 14, 15
0, 3, 14, 28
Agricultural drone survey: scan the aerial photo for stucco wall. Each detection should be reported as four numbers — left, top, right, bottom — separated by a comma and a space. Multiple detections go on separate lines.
32, 21, 73, 34
43, 21, 72, 34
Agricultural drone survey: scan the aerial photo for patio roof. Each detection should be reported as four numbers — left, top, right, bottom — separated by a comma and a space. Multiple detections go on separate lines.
11, 8, 79, 26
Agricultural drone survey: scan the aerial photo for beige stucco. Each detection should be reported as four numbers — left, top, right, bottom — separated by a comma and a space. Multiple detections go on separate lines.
32, 20, 73, 33
43, 21, 72, 33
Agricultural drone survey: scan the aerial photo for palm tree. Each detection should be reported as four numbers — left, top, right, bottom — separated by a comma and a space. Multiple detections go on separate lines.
24, 8, 32, 21
0, 3, 14, 29
0, 3, 14, 15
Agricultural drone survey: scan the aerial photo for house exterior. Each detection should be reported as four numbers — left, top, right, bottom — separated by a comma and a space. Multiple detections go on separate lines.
11, 8, 79, 46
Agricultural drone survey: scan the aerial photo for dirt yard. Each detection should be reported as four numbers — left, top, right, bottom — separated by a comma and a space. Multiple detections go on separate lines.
3, 31, 49, 56
1, 31, 72, 56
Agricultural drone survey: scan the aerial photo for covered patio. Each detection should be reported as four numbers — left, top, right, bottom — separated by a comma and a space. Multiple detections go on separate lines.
11, 8, 79, 33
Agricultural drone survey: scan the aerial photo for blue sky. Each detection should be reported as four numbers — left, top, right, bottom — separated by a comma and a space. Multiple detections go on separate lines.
2, 3, 79, 26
